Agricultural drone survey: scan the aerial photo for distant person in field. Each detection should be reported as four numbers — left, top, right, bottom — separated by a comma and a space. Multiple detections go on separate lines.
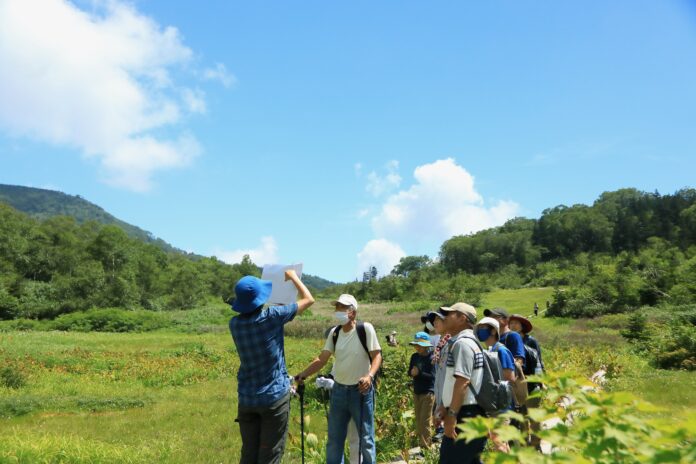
533, 302, 539, 317
294, 294, 382, 464
408, 331, 435, 448
228, 270, 314, 464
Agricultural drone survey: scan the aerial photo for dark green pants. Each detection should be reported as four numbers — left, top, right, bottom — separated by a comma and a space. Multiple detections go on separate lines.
236, 393, 291, 464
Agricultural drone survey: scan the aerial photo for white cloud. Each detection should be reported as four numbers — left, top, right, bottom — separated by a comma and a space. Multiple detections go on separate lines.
371, 158, 519, 247
366, 160, 401, 197
0, 0, 223, 191
354, 162, 363, 177
215, 236, 279, 267
356, 239, 406, 278
202, 62, 236, 88
182, 88, 207, 114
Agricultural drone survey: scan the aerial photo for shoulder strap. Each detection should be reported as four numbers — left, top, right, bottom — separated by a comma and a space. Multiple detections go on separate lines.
458, 335, 489, 399
356, 322, 372, 362
461, 334, 485, 352
331, 325, 341, 349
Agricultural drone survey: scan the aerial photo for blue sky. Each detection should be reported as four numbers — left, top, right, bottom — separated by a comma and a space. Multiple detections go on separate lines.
1, 0, 695, 282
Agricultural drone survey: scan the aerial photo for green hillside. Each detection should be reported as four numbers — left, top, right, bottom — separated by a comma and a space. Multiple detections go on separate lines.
0, 184, 181, 254
0, 184, 335, 288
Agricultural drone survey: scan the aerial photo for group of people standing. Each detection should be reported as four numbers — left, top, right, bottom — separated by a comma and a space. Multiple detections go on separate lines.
229, 270, 381, 464
227, 270, 543, 464
408, 305, 545, 462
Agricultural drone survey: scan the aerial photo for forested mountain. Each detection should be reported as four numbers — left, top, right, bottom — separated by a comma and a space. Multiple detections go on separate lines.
0, 186, 336, 320
0, 184, 182, 254
0, 184, 335, 291
301, 274, 336, 290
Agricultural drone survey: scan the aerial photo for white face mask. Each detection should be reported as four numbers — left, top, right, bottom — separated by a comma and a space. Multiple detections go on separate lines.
425, 321, 435, 331
334, 311, 350, 325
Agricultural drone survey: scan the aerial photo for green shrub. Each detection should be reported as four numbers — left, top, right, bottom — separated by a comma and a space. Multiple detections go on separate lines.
0, 397, 36, 418
653, 324, 696, 370
74, 397, 146, 412
0, 365, 26, 389
620, 311, 650, 343
0, 318, 46, 331
50, 308, 169, 332
457, 373, 696, 463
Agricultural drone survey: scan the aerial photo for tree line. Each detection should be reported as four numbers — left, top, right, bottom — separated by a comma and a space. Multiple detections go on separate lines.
0, 202, 259, 320
327, 188, 696, 316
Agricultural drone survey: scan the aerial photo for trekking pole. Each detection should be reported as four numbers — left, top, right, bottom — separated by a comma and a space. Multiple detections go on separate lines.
358, 387, 364, 464
298, 382, 306, 464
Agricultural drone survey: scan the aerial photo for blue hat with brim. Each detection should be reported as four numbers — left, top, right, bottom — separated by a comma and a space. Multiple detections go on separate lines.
232, 276, 272, 314
409, 331, 433, 347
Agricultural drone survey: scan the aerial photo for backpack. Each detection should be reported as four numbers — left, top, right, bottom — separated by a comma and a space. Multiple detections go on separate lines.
522, 344, 540, 376
331, 322, 382, 384
461, 335, 514, 416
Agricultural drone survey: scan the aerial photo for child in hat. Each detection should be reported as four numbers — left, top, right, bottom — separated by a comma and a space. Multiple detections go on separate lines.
408, 331, 435, 448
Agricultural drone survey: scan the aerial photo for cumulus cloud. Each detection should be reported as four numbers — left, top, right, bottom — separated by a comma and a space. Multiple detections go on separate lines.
0, 0, 224, 191
371, 158, 519, 247
357, 239, 406, 278
366, 160, 401, 197
215, 236, 279, 267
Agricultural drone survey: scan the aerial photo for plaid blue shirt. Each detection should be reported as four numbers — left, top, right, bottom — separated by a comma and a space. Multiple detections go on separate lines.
229, 303, 298, 407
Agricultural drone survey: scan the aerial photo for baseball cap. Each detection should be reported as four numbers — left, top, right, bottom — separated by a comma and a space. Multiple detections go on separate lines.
409, 331, 433, 347
475, 317, 501, 338
483, 307, 510, 318
332, 294, 358, 310
421, 311, 445, 324
439, 302, 477, 323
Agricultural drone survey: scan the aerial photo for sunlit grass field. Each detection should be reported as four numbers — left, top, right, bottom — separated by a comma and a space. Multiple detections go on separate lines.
1, 291, 694, 462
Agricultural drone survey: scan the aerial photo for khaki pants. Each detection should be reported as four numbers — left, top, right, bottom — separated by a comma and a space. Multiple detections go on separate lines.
414, 392, 435, 448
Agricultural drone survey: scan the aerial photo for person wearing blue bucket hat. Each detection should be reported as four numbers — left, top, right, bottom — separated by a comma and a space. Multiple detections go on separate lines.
408, 331, 435, 448
229, 270, 315, 464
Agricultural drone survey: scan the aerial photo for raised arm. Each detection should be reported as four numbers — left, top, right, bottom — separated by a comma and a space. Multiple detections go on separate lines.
285, 269, 315, 314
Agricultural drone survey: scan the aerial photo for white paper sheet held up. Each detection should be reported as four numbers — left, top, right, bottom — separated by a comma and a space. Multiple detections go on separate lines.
261, 263, 303, 305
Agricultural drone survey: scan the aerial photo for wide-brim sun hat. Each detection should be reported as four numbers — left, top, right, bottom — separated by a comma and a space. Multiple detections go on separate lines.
509, 314, 533, 333
409, 331, 433, 347
232, 276, 272, 314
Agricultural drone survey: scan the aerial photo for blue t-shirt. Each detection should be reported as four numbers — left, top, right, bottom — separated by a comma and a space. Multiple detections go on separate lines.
491, 342, 515, 372
491, 342, 515, 409
229, 303, 298, 407
499, 331, 525, 367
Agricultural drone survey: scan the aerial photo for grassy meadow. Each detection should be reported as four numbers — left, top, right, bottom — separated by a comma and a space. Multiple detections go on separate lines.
1, 289, 695, 463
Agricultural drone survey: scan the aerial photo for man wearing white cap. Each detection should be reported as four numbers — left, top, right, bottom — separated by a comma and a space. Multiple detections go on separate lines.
294, 294, 382, 464
437, 302, 487, 464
